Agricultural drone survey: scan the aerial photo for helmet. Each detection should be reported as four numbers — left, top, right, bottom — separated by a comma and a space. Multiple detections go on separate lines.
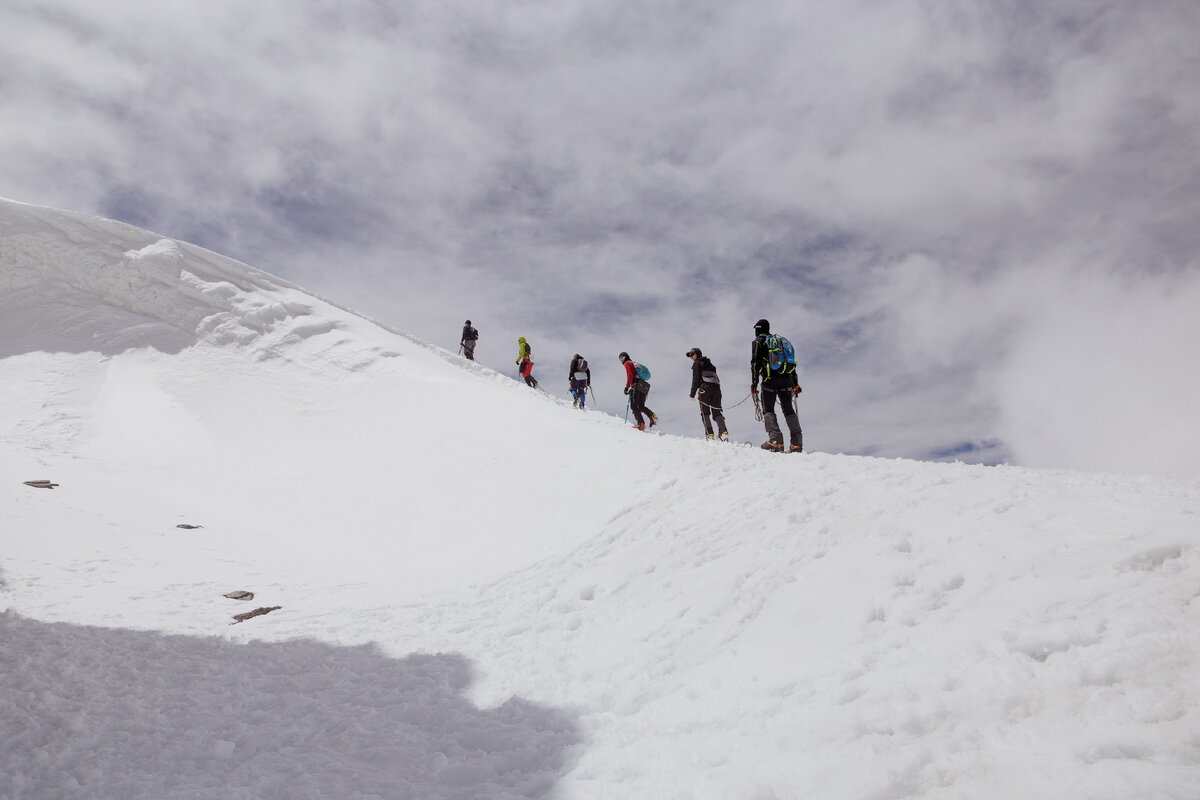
519, 336, 526, 342
753, 318, 771, 335
618, 352, 630, 362
685, 347, 702, 357
465, 319, 471, 325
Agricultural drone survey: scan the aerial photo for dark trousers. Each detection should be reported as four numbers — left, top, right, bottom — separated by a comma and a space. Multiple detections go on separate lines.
697, 385, 727, 437
462, 341, 476, 360
761, 381, 802, 448
630, 383, 654, 425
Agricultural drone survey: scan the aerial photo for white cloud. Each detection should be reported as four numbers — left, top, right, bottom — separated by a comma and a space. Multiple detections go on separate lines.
991, 266, 1200, 478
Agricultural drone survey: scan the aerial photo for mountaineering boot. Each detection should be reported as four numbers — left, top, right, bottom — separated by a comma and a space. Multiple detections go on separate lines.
633, 423, 646, 431
705, 433, 715, 441
762, 411, 785, 452
572, 397, 579, 408
785, 413, 803, 453
648, 413, 658, 429
719, 431, 729, 442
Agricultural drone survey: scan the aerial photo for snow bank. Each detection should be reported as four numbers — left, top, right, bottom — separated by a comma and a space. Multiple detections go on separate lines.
3, 198, 1199, 799
0, 198, 415, 372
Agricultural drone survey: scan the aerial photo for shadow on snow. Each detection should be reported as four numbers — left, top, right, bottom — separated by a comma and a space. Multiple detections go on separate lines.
1, 611, 580, 799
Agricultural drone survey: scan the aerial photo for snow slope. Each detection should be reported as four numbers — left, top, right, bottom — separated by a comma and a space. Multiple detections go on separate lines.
2, 197, 1199, 799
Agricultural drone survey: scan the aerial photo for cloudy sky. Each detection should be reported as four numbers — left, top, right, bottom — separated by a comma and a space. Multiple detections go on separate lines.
3, 0, 1199, 477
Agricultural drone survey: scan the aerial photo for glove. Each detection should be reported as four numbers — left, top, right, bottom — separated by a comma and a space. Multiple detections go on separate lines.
793, 386, 803, 397
623, 387, 631, 396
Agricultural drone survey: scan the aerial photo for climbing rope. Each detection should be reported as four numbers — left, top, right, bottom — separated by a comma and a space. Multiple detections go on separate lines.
696, 392, 756, 414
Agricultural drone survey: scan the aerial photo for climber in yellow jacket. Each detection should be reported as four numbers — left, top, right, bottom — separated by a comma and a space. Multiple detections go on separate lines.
516, 336, 538, 388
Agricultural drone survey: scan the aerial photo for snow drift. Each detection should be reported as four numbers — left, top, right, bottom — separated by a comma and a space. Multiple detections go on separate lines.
2, 197, 1199, 799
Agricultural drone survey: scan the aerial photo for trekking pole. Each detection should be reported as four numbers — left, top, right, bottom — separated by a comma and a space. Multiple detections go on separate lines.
588, 385, 597, 405
625, 395, 630, 423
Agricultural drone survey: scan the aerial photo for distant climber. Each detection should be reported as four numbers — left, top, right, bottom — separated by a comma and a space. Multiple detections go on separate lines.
619, 352, 657, 430
686, 347, 728, 441
460, 320, 479, 361
750, 319, 802, 453
517, 336, 538, 388
569, 354, 591, 409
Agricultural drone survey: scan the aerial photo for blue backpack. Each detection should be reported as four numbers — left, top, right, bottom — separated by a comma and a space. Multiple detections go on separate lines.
634, 362, 652, 381
764, 334, 796, 376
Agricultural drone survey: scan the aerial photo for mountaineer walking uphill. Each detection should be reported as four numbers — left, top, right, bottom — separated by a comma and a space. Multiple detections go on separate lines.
619, 352, 657, 431
460, 320, 479, 361
569, 354, 591, 409
750, 319, 803, 453
516, 336, 538, 388
686, 348, 729, 441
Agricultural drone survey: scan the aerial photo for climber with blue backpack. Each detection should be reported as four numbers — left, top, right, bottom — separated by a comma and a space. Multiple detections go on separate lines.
750, 319, 803, 453
619, 352, 658, 431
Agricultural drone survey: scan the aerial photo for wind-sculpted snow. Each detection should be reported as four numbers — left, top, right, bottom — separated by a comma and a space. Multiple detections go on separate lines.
0, 199, 398, 371
3, 199, 1200, 799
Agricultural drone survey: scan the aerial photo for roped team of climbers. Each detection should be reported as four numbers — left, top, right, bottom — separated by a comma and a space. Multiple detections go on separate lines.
460, 318, 803, 453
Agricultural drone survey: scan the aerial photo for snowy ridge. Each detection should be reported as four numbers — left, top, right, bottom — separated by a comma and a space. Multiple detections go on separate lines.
0, 198, 411, 373
3, 200, 1199, 799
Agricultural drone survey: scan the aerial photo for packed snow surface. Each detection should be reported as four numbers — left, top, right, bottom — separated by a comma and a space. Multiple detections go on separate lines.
2, 197, 1199, 799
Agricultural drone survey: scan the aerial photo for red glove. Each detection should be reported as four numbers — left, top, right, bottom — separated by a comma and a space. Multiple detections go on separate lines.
793, 386, 802, 397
